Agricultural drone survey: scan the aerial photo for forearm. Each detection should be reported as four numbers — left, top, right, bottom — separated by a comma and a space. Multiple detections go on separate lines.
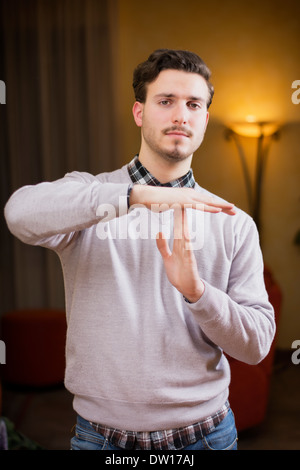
181, 214, 276, 364
188, 281, 275, 364
4, 173, 129, 245
129, 184, 236, 214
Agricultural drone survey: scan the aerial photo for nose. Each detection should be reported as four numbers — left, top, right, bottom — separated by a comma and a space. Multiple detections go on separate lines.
171, 102, 187, 125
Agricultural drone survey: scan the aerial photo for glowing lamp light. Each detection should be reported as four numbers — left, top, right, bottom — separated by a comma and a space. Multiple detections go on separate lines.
229, 116, 280, 138
225, 117, 281, 232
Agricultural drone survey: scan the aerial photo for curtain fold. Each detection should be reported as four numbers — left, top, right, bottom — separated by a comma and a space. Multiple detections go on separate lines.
0, 0, 118, 315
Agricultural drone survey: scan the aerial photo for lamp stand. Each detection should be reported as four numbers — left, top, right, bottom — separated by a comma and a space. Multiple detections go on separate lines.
225, 127, 279, 233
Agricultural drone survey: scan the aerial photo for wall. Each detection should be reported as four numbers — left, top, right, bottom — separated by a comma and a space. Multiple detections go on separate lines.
110, 0, 300, 348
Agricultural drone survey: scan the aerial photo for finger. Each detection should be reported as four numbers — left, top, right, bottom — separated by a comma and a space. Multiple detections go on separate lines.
173, 206, 184, 240
182, 208, 191, 242
172, 209, 193, 251
192, 193, 235, 213
222, 206, 237, 215
156, 232, 172, 258
181, 209, 196, 251
194, 202, 236, 214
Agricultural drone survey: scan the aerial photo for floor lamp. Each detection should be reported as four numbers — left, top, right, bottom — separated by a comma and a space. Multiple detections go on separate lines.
225, 120, 280, 233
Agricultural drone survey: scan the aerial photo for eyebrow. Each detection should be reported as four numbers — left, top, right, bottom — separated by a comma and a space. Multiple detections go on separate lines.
154, 93, 206, 103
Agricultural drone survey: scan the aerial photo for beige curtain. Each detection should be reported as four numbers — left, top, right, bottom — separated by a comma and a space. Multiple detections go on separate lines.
0, 0, 118, 315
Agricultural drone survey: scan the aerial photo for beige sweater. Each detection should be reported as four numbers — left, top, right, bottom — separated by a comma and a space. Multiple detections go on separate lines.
4, 163, 275, 431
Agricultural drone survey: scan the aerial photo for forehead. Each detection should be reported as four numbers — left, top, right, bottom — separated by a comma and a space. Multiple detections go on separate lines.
146, 69, 209, 102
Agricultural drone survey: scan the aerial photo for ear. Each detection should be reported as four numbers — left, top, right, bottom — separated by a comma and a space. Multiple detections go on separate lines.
204, 111, 209, 131
132, 101, 144, 127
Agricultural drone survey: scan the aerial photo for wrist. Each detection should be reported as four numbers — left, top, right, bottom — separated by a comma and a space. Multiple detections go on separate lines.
183, 281, 205, 303
129, 184, 147, 207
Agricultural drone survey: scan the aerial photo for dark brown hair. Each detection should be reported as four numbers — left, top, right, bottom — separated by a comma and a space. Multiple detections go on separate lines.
133, 49, 214, 108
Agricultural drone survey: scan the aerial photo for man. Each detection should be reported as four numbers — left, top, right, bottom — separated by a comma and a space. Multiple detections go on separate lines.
4, 49, 275, 450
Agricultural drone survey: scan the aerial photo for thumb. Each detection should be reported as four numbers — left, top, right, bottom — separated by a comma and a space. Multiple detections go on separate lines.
156, 232, 172, 258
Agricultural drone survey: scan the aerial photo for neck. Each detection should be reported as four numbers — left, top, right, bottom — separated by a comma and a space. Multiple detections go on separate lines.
138, 150, 193, 184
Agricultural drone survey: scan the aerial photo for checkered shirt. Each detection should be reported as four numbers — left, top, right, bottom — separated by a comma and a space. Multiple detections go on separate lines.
127, 154, 196, 188
90, 401, 229, 450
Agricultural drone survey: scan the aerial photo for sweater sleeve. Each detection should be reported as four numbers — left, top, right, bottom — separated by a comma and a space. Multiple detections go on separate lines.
187, 217, 276, 365
4, 171, 129, 250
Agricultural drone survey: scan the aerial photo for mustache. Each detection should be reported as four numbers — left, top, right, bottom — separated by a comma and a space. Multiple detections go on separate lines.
163, 126, 193, 137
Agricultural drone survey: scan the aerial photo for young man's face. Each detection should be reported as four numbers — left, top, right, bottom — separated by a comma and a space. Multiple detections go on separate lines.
133, 69, 210, 163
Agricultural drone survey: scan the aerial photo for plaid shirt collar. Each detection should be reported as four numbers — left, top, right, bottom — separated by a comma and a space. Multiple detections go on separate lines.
127, 155, 195, 188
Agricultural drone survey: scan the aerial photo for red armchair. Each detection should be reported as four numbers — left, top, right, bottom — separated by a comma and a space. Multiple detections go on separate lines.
227, 267, 282, 431
0, 309, 66, 387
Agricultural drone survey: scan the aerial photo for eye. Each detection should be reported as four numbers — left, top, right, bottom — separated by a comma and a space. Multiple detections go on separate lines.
187, 102, 201, 110
159, 99, 171, 106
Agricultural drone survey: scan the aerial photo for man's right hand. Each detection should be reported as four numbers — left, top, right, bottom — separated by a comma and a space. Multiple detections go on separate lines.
129, 184, 236, 216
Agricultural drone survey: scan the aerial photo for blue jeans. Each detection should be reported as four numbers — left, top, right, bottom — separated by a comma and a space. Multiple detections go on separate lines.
70, 408, 238, 450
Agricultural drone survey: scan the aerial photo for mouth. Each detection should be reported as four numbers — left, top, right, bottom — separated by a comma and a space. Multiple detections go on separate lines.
164, 127, 192, 138
166, 132, 189, 138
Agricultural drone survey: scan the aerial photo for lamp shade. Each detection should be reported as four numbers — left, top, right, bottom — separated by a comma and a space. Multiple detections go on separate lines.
228, 119, 280, 138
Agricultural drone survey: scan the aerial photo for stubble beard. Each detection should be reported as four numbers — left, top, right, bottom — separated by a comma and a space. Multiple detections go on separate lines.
160, 146, 191, 163
143, 130, 195, 164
